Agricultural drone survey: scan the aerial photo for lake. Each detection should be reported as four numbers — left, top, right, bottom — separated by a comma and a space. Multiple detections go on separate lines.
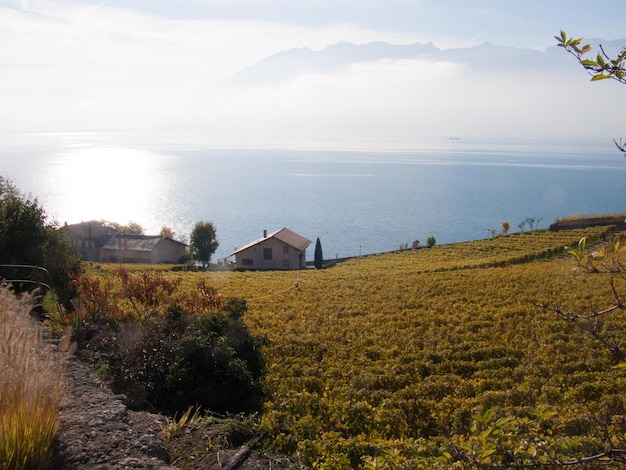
2, 133, 626, 261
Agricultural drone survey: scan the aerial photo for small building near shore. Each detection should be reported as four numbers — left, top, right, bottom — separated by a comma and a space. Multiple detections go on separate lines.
232, 228, 311, 270
101, 235, 187, 264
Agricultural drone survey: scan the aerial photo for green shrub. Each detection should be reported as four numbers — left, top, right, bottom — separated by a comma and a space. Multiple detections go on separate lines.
0, 177, 81, 307
72, 300, 265, 415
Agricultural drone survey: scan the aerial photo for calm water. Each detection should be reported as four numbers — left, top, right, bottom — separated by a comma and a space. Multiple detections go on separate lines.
2, 133, 626, 261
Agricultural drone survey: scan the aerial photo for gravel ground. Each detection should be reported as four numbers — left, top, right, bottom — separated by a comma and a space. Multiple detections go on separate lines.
56, 356, 175, 469
55, 352, 296, 470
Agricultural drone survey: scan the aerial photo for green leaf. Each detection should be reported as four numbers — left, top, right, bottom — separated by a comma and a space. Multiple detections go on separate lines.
581, 60, 597, 67
479, 448, 497, 461
591, 74, 609, 81
590, 251, 604, 261
495, 416, 513, 428
581, 44, 592, 54
480, 428, 494, 441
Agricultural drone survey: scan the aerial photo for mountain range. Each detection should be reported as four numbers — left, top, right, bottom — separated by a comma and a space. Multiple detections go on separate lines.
229, 38, 625, 87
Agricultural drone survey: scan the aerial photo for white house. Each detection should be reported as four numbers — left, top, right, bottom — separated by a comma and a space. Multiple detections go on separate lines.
232, 228, 311, 270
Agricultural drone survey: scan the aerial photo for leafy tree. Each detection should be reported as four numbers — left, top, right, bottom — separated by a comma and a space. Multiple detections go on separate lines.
0, 176, 15, 198
556, 30, 626, 153
120, 221, 145, 235
104, 220, 145, 235
520, 216, 542, 231
190, 221, 219, 268
501, 220, 510, 235
0, 177, 80, 306
426, 235, 436, 247
160, 226, 187, 244
0, 178, 47, 265
159, 226, 175, 239
314, 237, 323, 269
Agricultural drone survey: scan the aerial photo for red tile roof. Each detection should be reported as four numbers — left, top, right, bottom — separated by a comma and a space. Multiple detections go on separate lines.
232, 228, 311, 255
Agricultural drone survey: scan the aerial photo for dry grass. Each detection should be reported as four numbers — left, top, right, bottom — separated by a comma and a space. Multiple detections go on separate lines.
159, 406, 203, 444
0, 286, 68, 469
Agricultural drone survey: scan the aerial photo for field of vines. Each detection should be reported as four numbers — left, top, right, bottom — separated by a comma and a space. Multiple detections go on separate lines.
83, 226, 626, 468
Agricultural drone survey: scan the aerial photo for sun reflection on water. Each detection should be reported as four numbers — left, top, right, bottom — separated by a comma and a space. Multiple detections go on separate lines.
51, 147, 173, 230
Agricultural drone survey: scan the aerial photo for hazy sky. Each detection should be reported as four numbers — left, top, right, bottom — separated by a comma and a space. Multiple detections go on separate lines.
2, 0, 626, 146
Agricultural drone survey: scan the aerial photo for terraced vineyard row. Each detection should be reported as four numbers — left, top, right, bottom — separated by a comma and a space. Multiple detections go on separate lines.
345, 226, 614, 275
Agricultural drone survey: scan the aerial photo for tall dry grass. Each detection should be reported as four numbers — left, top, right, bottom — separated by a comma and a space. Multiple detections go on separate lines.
0, 286, 67, 469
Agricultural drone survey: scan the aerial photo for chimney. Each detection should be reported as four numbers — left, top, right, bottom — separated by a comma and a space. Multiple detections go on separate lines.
263, 229, 267, 238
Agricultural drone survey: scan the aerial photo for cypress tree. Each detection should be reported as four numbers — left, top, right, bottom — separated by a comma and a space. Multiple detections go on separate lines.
314, 237, 323, 269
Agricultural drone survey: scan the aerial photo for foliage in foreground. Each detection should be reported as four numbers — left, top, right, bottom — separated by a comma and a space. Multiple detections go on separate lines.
556, 30, 626, 85
556, 30, 626, 154
0, 287, 67, 470
68, 267, 265, 415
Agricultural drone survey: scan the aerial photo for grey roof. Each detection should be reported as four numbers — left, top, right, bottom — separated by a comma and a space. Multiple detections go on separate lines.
102, 235, 186, 252
232, 228, 311, 255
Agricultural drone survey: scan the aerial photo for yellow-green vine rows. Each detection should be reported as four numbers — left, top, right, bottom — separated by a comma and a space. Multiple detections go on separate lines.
82, 227, 626, 468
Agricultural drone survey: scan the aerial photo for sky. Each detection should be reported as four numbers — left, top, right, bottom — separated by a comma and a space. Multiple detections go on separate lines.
2, 0, 626, 146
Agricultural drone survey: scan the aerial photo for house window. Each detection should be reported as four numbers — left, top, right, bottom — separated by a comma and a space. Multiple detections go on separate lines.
283, 245, 289, 254
263, 248, 272, 260
242, 258, 253, 266
283, 259, 290, 267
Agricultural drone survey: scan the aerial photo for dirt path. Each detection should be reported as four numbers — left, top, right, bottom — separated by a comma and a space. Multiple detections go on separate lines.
54, 348, 294, 469
56, 355, 175, 469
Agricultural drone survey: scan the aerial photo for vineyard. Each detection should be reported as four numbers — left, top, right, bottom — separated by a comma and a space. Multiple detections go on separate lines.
78, 226, 626, 468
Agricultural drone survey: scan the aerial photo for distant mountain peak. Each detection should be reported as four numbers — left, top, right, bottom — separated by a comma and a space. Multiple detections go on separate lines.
227, 39, 621, 88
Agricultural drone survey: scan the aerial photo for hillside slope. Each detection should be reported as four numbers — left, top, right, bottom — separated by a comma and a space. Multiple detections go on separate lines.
204, 226, 626, 467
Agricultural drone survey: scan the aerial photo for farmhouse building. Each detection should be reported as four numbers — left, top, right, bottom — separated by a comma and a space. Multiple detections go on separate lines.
62, 221, 188, 264
62, 221, 118, 262
233, 228, 311, 270
101, 235, 187, 264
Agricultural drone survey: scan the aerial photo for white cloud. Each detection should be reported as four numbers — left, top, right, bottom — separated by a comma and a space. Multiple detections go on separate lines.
0, 1, 439, 134
170, 57, 626, 146
1, 0, 625, 145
